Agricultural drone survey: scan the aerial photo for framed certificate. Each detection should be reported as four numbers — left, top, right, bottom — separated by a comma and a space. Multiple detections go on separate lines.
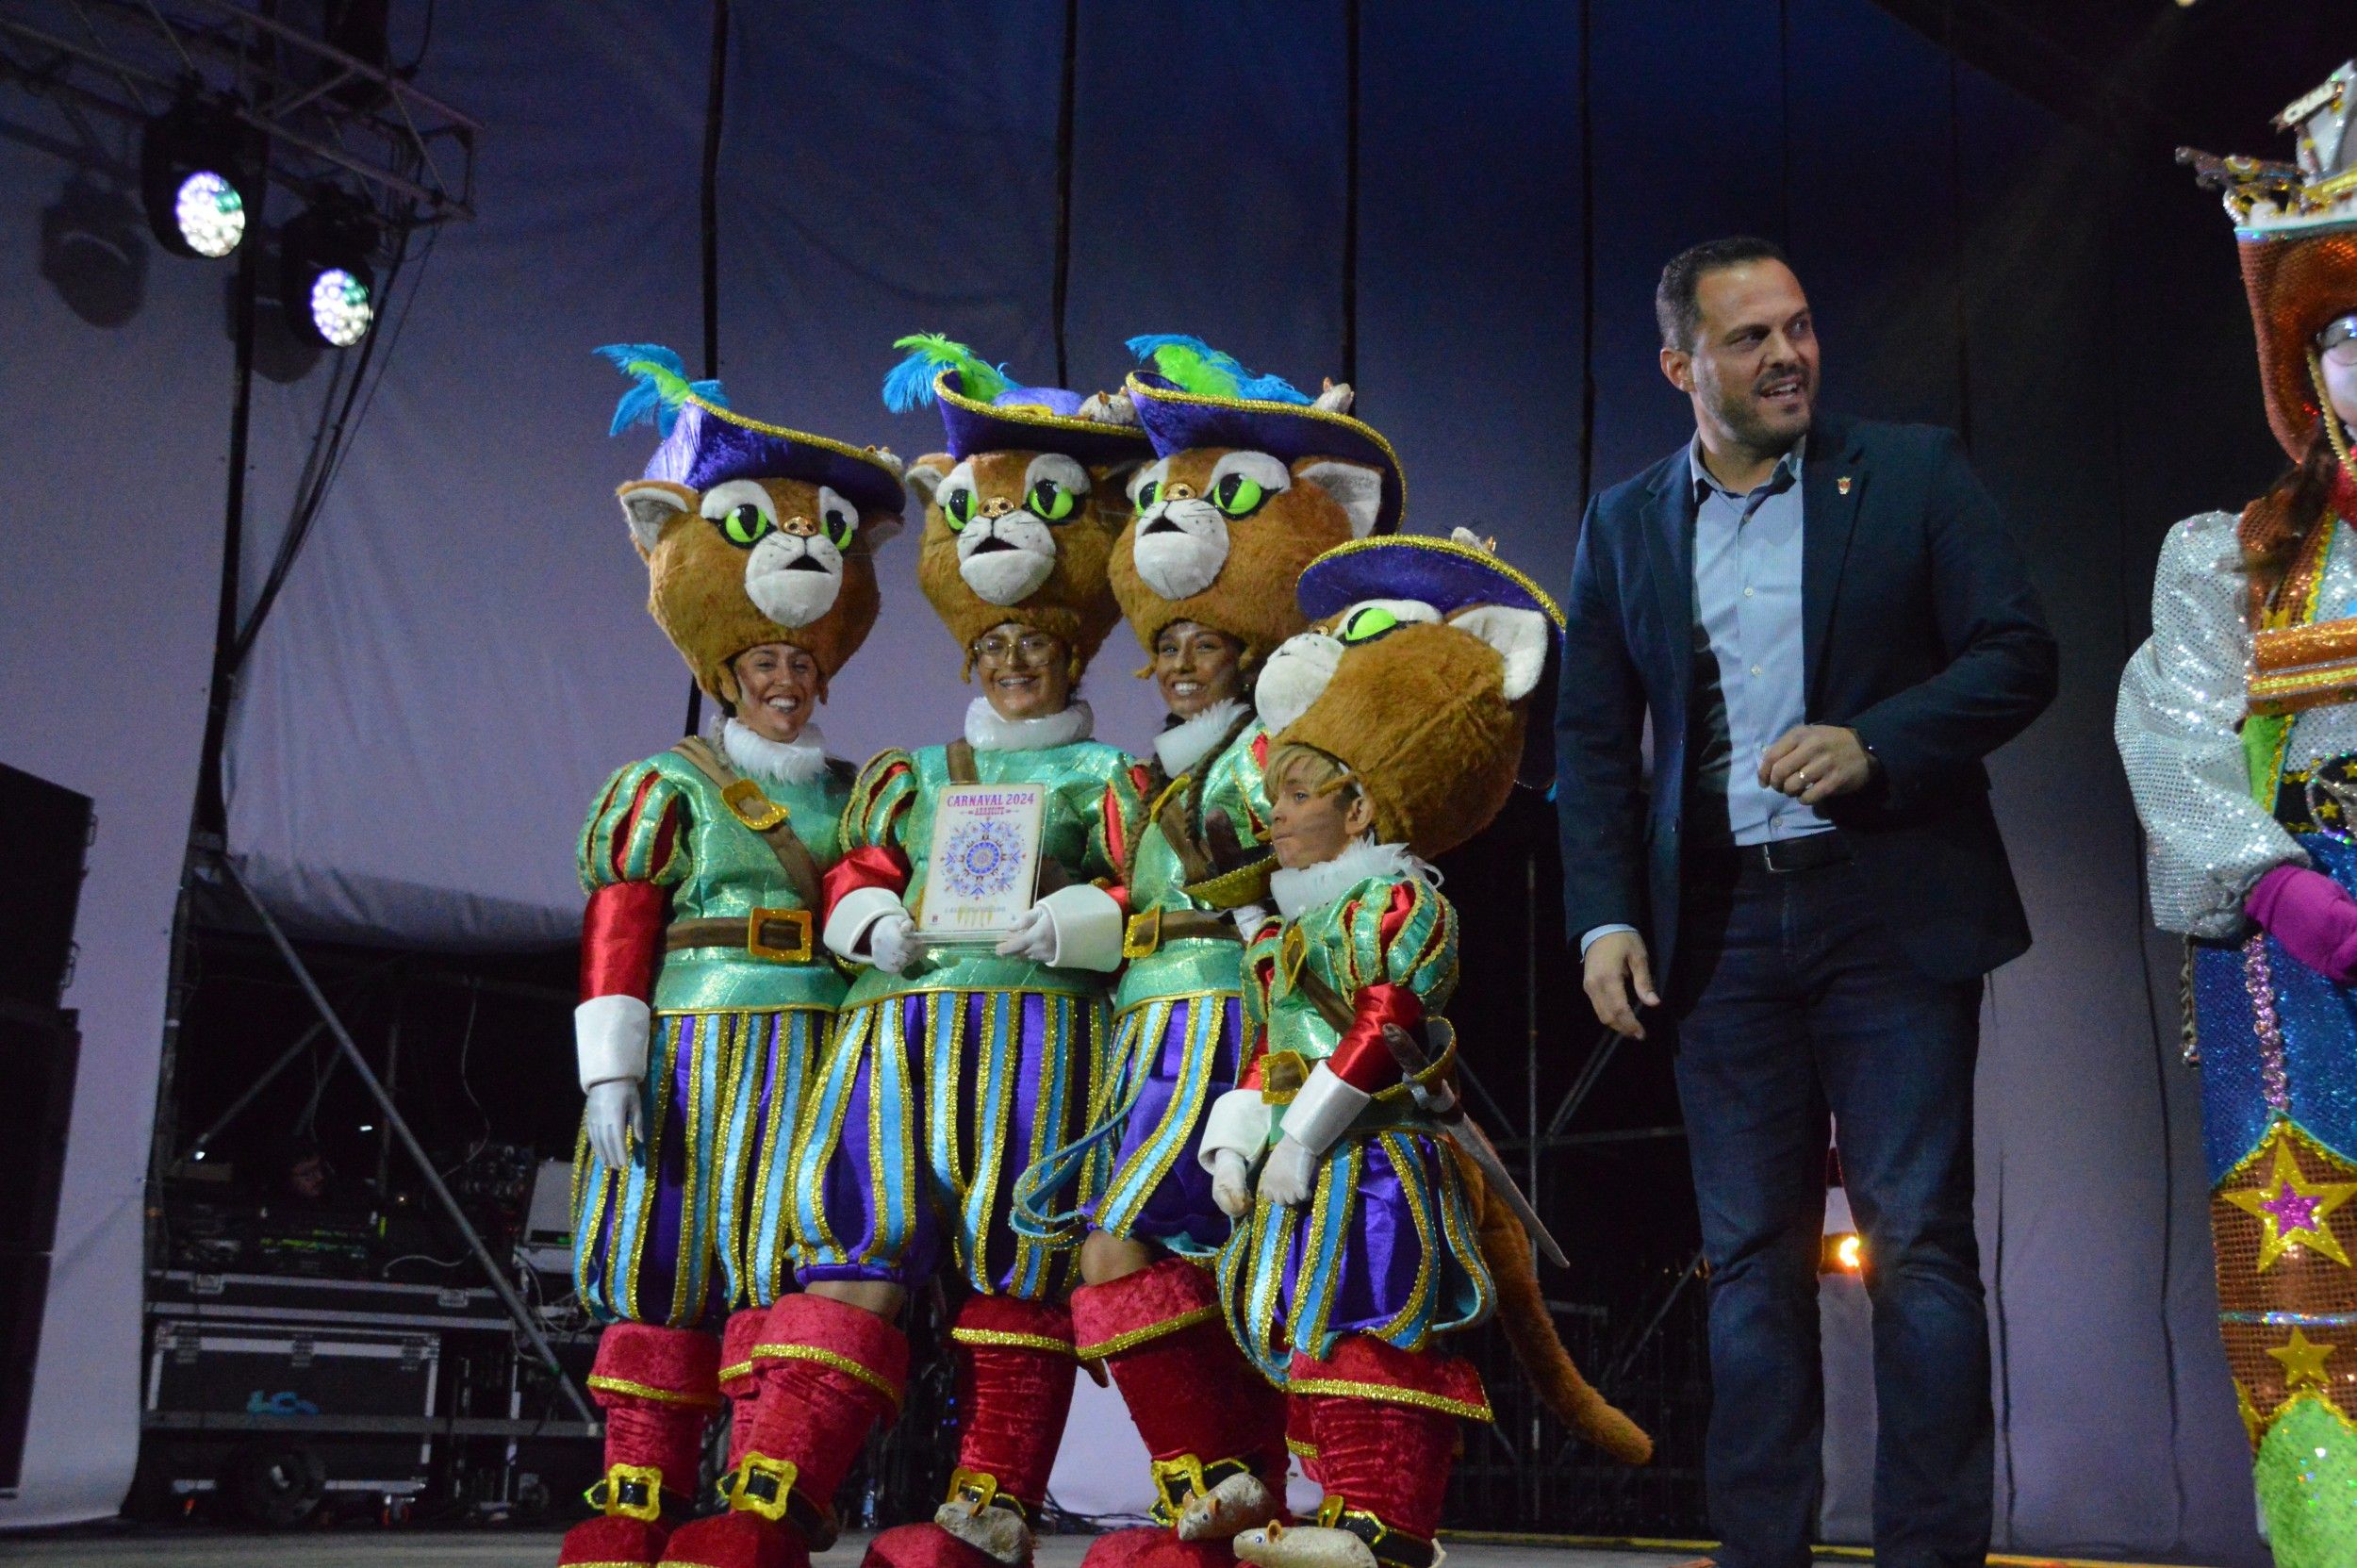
917, 783, 1048, 944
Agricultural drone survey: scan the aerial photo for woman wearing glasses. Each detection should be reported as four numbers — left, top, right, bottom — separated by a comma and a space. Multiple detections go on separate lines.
672, 338, 1149, 1568
2119, 87, 2357, 1565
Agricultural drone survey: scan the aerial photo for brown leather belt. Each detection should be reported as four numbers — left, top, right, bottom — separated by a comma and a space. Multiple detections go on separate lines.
664, 907, 816, 963
1122, 907, 1240, 959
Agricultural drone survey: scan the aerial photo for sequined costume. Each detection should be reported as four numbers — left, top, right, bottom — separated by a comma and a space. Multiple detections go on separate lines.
2119, 68, 2357, 1563
572, 744, 849, 1325
792, 725, 1139, 1295
561, 348, 905, 1568
681, 337, 1153, 1568
1217, 851, 1493, 1389
1004, 339, 1410, 1568
1204, 535, 1649, 1568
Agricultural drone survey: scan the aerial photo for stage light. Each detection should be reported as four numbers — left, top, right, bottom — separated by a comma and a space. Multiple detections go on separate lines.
278, 198, 379, 349
140, 100, 256, 259
41, 176, 148, 328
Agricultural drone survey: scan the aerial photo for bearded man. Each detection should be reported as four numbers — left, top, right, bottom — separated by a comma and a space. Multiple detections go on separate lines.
1555, 236, 2057, 1568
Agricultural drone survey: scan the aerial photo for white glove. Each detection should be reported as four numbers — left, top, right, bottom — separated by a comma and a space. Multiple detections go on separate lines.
995, 904, 1058, 962
868, 909, 922, 974
1256, 1135, 1318, 1208
585, 1079, 642, 1169
1211, 1149, 1254, 1217
1231, 902, 1271, 943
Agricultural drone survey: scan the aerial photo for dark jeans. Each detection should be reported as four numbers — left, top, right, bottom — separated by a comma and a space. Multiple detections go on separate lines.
1670, 850, 1991, 1568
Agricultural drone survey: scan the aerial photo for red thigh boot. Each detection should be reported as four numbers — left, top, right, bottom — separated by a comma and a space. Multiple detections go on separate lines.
719, 1307, 767, 1477
559, 1323, 722, 1568
863, 1296, 1078, 1568
1235, 1338, 1485, 1568
1072, 1259, 1288, 1568
661, 1294, 909, 1568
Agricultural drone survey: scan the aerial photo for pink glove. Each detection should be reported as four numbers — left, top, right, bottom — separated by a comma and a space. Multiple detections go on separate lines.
2247, 864, 2357, 984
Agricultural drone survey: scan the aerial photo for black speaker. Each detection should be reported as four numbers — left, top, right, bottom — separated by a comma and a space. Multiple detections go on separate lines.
0, 762, 92, 1008
0, 1252, 50, 1494
0, 1000, 77, 1256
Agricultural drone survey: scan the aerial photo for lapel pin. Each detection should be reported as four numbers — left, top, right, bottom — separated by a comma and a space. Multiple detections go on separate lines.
1837, 475, 1853, 496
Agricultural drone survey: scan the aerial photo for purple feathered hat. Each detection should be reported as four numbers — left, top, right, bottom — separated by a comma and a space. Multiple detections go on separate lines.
598, 343, 907, 514
881, 334, 1150, 468
1298, 531, 1562, 785
1123, 335, 1406, 535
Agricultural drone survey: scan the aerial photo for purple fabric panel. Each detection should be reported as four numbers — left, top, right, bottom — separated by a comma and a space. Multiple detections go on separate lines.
1277, 1134, 1440, 1340
1089, 995, 1245, 1253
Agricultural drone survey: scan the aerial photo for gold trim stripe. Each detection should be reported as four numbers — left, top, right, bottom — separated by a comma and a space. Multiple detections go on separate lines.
585, 1374, 724, 1410
717, 1360, 754, 1384
950, 1327, 1079, 1358
672, 390, 905, 487
1077, 1303, 1222, 1362
746, 1343, 905, 1408
1284, 1377, 1492, 1423
933, 370, 1153, 444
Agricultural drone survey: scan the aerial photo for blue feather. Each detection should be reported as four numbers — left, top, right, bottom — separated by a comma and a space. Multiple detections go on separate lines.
882, 333, 1015, 412
595, 343, 728, 437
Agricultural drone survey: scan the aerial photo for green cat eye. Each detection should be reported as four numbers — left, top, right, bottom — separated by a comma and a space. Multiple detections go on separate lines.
721, 503, 773, 548
822, 506, 857, 549
1213, 471, 1266, 519
1134, 480, 1161, 511
1028, 478, 1078, 522
943, 488, 975, 530
1340, 606, 1400, 644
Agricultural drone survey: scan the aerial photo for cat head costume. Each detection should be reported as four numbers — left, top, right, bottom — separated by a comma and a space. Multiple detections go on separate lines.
599, 343, 905, 702
882, 334, 1147, 681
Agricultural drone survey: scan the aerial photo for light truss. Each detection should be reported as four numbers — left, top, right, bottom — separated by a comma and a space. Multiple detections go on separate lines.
0, 0, 476, 224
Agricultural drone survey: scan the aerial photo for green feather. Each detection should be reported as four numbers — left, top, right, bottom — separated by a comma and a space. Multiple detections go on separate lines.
884, 333, 1013, 410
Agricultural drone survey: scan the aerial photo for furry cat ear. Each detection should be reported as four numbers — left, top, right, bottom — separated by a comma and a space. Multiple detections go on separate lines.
617, 480, 695, 555
1293, 457, 1383, 537
1447, 604, 1551, 701
905, 454, 954, 505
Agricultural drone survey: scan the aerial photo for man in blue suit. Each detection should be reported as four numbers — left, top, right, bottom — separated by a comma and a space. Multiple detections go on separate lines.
1558, 237, 2056, 1568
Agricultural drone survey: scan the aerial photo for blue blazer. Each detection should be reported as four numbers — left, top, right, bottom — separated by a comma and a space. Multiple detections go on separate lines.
1554, 416, 2058, 985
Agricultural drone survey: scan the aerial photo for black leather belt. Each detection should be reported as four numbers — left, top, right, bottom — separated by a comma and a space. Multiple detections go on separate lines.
1689, 829, 1853, 876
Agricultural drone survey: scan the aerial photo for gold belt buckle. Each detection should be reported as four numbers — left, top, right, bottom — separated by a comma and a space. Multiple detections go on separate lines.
746, 906, 814, 962
722, 776, 789, 832
1123, 908, 1163, 960
1260, 1050, 1308, 1104
729, 1451, 799, 1521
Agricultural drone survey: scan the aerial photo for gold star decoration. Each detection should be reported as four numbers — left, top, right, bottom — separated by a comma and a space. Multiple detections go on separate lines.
2236, 1378, 2266, 1447
2224, 1139, 2357, 1269
2269, 1328, 2339, 1391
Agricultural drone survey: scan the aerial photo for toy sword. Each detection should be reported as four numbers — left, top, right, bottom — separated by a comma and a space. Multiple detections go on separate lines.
1382, 1021, 1569, 1269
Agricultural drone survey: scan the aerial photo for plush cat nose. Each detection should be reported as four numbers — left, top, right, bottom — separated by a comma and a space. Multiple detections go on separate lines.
981, 495, 1017, 519
779, 514, 819, 537
1164, 483, 1196, 502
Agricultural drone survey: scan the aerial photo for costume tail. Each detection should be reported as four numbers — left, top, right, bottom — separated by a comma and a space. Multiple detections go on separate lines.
1463, 1150, 1654, 1465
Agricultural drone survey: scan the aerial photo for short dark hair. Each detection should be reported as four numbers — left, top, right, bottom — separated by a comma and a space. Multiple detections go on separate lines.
1656, 236, 1790, 352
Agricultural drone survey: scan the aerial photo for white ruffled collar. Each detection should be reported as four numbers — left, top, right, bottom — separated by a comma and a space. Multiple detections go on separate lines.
721, 718, 832, 786
965, 696, 1095, 752
1269, 838, 1441, 921
1153, 698, 1249, 779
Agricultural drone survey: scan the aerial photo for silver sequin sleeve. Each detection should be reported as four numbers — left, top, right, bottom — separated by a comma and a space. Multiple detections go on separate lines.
2116, 510, 2307, 937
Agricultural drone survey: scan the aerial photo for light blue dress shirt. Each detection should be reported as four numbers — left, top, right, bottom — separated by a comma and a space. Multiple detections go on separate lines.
1686, 436, 1829, 848
1577, 437, 1826, 958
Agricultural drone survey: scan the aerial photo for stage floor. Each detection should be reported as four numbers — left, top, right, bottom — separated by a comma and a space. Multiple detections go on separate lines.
0, 1533, 1742, 1568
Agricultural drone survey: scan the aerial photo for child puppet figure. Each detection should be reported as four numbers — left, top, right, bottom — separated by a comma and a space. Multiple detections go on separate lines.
1200, 535, 1651, 1568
